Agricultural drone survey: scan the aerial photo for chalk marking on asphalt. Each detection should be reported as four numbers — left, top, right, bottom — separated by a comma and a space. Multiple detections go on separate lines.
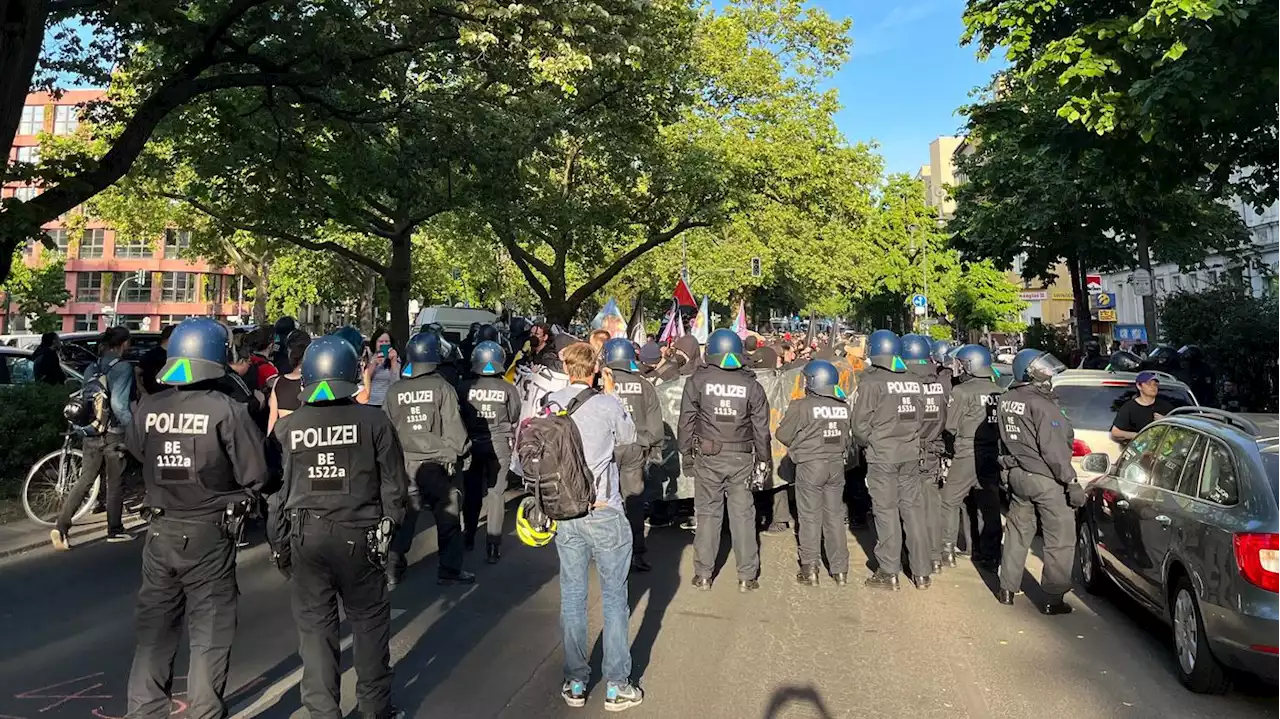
13, 674, 113, 714
229, 608, 405, 719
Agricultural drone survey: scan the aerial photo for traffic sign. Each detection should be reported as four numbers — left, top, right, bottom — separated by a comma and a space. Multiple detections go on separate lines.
1132, 269, 1152, 297
913, 304, 927, 316
911, 294, 927, 308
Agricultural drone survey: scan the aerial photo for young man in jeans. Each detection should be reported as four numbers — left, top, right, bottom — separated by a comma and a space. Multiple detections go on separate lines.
546, 341, 644, 712
52, 326, 136, 549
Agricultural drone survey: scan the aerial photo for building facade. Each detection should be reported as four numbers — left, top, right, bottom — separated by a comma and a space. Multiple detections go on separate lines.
4, 90, 243, 334
916, 136, 964, 218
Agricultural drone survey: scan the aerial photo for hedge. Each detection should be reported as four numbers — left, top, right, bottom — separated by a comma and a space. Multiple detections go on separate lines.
0, 384, 72, 498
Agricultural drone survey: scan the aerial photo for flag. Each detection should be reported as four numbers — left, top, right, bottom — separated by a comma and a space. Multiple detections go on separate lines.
591, 297, 627, 338
731, 299, 748, 339
804, 309, 817, 348
689, 295, 710, 344
628, 298, 646, 345
658, 299, 683, 343
673, 277, 696, 309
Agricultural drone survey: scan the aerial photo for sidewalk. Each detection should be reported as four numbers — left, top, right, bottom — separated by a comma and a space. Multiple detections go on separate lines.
0, 510, 147, 559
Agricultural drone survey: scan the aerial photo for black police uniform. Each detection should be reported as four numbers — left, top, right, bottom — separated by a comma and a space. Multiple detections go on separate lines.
851, 365, 931, 580
678, 365, 770, 582
909, 361, 949, 568
776, 394, 852, 576
382, 369, 470, 582
997, 382, 1077, 601
271, 400, 408, 719
942, 374, 1005, 564
611, 367, 663, 558
458, 374, 521, 547
125, 385, 267, 719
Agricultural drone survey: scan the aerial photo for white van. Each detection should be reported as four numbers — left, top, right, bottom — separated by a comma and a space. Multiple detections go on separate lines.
414, 306, 497, 342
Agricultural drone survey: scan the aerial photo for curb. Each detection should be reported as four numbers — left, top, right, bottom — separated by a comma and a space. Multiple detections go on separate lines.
0, 515, 149, 559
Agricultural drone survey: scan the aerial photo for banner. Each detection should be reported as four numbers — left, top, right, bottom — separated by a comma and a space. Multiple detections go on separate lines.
731, 299, 748, 338
591, 297, 627, 337
658, 299, 684, 343
673, 277, 697, 308
688, 296, 710, 344
628, 298, 646, 345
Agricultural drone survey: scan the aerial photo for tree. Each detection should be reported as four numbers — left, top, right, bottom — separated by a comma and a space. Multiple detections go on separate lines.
1160, 283, 1278, 410
947, 260, 1026, 337
1, 250, 70, 332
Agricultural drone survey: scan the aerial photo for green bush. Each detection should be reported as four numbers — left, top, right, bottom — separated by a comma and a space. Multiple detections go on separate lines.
0, 384, 72, 498
1023, 322, 1072, 360
1161, 284, 1279, 409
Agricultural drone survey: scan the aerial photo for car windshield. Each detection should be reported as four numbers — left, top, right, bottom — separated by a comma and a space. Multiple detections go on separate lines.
1260, 448, 1278, 494
1055, 385, 1194, 431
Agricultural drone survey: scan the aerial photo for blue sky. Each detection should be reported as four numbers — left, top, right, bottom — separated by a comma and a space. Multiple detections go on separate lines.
815, 0, 1004, 176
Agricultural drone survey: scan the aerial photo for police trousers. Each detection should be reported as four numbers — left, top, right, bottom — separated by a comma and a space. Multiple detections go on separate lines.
999, 469, 1075, 597
391, 460, 462, 577
617, 444, 648, 556
865, 461, 931, 578
919, 448, 943, 563
794, 458, 849, 574
692, 451, 759, 581
942, 454, 1003, 561
127, 517, 236, 719
291, 530, 393, 719
463, 452, 508, 543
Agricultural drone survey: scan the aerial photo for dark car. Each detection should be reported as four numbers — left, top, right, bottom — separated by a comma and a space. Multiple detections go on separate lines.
57, 331, 164, 373
0, 346, 83, 386
1076, 407, 1278, 693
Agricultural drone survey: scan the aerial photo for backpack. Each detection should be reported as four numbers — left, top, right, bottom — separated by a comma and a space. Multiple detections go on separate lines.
63, 357, 121, 436
515, 388, 598, 521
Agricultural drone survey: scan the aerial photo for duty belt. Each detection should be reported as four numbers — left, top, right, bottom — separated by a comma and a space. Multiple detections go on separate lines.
288, 509, 373, 542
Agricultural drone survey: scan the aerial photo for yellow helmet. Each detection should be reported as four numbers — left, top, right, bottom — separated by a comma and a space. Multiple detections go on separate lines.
516, 496, 557, 547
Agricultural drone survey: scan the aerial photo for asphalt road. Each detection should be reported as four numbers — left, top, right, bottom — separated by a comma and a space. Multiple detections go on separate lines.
0, 506, 1274, 719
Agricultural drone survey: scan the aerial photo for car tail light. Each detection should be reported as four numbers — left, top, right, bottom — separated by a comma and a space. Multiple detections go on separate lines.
1234, 533, 1279, 593
1072, 439, 1092, 457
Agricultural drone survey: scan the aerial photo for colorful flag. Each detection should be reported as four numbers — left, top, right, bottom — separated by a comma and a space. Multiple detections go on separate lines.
731, 299, 748, 339
673, 277, 697, 309
591, 297, 627, 338
658, 299, 683, 343
689, 295, 710, 344
628, 298, 646, 345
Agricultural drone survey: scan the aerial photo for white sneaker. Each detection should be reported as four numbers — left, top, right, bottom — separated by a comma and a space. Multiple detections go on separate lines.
50, 529, 71, 551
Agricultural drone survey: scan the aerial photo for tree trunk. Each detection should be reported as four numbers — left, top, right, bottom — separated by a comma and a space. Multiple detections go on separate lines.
544, 297, 573, 329
386, 233, 413, 346
0, 0, 47, 181
1068, 254, 1092, 348
1135, 222, 1158, 343
359, 271, 376, 334
251, 260, 269, 326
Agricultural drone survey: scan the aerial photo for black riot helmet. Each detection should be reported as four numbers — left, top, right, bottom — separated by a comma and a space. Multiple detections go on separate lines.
1178, 344, 1204, 363
900, 334, 930, 364
331, 326, 364, 356
705, 329, 746, 370
477, 324, 500, 344
159, 318, 231, 386
1108, 350, 1143, 372
803, 359, 846, 400
301, 335, 361, 402
1012, 348, 1066, 385
509, 316, 530, 338
402, 331, 445, 378
930, 339, 954, 366
470, 340, 505, 376
1085, 338, 1101, 354
603, 337, 640, 372
952, 344, 993, 379
867, 330, 905, 372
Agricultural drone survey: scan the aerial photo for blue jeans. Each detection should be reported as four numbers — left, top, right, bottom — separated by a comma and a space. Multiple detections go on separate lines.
555, 506, 633, 685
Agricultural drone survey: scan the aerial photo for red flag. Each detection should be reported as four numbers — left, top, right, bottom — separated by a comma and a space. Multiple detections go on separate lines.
673, 277, 696, 309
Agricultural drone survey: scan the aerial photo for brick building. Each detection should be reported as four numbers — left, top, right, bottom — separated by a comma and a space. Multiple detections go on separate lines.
3, 90, 243, 334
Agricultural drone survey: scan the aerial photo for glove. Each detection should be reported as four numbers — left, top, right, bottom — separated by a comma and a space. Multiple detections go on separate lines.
1065, 483, 1087, 509
461, 454, 472, 472
407, 491, 424, 512
748, 461, 769, 491
270, 549, 292, 580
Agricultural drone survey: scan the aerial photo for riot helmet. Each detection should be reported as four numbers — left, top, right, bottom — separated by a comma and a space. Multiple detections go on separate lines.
802, 359, 846, 400
930, 339, 954, 366
867, 330, 905, 372
1108, 350, 1143, 372
1012, 348, 1066, 385
402, 331, 445, 378
952, 344, 993, 379
603, 338, 640, 372
470, 341, 505, 376
900, 334, 931, 364
330, 326, 364, 356
705, 329, 745, 370
301, 335, 361, 402
159, 318, 231, 386
477, 324, 500, 344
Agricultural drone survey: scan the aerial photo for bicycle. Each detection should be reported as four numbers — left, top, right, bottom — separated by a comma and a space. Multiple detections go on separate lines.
22, 428, 96, 527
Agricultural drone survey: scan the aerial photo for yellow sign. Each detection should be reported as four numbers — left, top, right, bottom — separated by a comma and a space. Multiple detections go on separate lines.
1098, 309, 1118, 322
1051, 291, 1074, 301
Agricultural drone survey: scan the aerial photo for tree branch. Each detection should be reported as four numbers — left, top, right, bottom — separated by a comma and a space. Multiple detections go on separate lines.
566, 218, 710, 309
490, 221, 553, 288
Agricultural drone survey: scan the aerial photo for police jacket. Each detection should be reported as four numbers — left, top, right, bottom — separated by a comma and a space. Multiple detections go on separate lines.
127, 385, 268, 520
998, 382, 1076, 486
677, 365, 770, 458
909, 362, 949, 453
944, 375, 1004, 460
272, 400, 409, 528
382, 371, 469, 465
611, 368, 663, 450
851, 365, 923, 465
458, 375, 522, 459
775, 393, 852, 462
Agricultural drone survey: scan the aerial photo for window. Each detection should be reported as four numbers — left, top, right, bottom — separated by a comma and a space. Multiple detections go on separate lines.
1197, 442, 1239, 505
204, 274, 224, 303
1156, 277, 1166, 293
18, 106, 43, 135
114, 236, 153, 259
13, 186, 37, 202
0, 356, 36, 385
53, 105, 78, 135
46, 229, 68, 254
116, 315, 148, 331
119, 272, 153, 303
1150, 427, 1201, 491
1116, 425, 1167, 485
79, 229, 105, 259
164, 229, 191, 257
162, 314, 194, 325
160, 272, 196, 302
1176, 436, 1207, 496
1171, 275, 1183, 291
14, 146, 39, 165
1056, 386, 1195, 432
74, 314, 97, 332
75, 272, 103, 302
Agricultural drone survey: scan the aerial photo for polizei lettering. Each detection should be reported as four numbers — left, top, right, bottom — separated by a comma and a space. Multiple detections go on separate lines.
922, 381, 945, 396
885, 380, 922, 395
1000, 400, 1027, 416
468, 388, 506, 403
617, 381, 644, 395
145, 412, 210, 435
812, 405, 849, 420
290, 425, 359, 451
397, 390, 434, 405
705, 383, 747, 399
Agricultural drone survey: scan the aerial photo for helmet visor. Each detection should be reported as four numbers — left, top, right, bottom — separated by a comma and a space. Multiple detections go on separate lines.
1027, 352, 1067, 383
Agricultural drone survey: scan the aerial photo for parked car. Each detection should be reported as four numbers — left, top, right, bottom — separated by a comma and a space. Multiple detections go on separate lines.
57, 331, 164, 373
1053, 369, 1198, 483
994, 345, 1017, 364
1076, 407, 1278, 693
0, 346, 83, 386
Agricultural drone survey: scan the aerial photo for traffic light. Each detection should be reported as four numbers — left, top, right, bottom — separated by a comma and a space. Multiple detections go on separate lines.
750, 257, 761, 278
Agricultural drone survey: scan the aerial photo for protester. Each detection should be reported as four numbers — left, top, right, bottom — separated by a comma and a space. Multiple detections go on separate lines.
31, 332, 66, 385
1110, 371, 1174, 442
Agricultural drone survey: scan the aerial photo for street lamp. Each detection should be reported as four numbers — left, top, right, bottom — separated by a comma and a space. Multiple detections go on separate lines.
907, 224, 928, 330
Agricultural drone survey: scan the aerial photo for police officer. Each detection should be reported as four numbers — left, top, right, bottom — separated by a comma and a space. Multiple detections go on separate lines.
678, 329, 771, 592
941, 345, 1005, 571
852, 330, 932, 590
997, 348, 1081, 614
269, 335, 409, 719
931, 340, 954, 386
776, 360, 852, 587
125, 318, 268, 719
1080, 338, 1107, 370
382, 331, 472, 587
603, 338, 663, 573
902, 333, 947, 575
458, 340, 521, 564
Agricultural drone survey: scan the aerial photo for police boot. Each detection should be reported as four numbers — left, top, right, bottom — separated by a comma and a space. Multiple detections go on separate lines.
996, 589, 1016, 606
941, 543, 957, 568
691, 575, 713, 591
931, 559, 944, 574
738, 579, 760, 593
1041, 597, 1073, 616
438, 568, 477, 586
830, 572, 849, 587
464, 531, 476, 552
864, 571, 900, 591
914, 574, 932, 591
486, 538, 501, 565
795, 564, 820, 587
